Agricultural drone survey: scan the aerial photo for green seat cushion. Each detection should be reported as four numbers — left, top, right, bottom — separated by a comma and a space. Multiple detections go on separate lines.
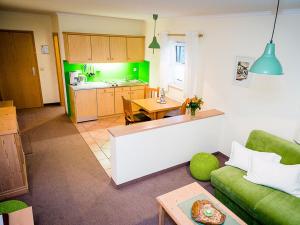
211, 166, 274, 218
246, 130, 300, 165
254, 190, 300, 225
0, 200, 28, 214
190, 152, 219, 181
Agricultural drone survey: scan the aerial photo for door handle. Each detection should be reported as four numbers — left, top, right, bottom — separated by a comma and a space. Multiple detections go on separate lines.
32, 67, 36, 76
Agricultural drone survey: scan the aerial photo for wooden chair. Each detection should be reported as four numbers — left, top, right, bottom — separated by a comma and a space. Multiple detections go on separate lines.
145, 86, 160, 98
122, 96, 151, 125
164, 98, 189, 118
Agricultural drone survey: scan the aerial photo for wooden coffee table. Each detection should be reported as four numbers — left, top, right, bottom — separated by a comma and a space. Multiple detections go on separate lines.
156, 182, 246, 225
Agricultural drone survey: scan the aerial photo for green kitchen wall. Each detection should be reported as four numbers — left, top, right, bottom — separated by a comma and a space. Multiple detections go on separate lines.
64, 60, 150, 116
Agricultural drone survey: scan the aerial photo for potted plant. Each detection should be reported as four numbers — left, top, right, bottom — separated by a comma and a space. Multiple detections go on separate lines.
186, 96, 204, 116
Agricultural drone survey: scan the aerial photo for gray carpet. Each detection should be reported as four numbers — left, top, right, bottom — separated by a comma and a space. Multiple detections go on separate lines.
11, 106, 227, 225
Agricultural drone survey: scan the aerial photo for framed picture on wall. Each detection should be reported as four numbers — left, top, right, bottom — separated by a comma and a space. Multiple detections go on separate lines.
233, 56, 254, 87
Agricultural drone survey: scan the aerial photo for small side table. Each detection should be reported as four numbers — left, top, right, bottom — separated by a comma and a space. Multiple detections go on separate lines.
156, 182, 246, 225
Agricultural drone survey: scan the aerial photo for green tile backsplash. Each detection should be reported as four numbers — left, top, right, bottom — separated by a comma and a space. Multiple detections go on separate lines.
63, 60, 150, 115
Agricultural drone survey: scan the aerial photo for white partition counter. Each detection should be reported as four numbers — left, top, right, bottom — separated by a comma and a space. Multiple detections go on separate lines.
108, 109, 224, 185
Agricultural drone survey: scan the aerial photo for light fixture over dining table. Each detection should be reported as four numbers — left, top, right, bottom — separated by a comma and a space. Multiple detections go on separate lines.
148, 14, 160, 53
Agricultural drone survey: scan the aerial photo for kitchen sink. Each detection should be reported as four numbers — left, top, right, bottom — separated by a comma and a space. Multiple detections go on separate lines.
116, 80, 145, 86
71, 80, 146, 90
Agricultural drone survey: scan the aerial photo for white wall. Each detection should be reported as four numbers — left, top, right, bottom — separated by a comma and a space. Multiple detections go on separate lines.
57, 13, 145, 36
145, 12, 300, 155
0, 10, 60, 104
111, 114, 224, 185
56, 12, 145, 59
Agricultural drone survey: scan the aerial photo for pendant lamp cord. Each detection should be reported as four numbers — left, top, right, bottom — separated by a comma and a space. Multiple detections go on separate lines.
270, 0, 280, 43
152, 16, 157, 53
153, 19, 156, 37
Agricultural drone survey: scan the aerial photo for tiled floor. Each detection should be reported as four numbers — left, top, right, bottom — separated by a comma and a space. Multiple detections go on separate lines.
74, 115, 125, 177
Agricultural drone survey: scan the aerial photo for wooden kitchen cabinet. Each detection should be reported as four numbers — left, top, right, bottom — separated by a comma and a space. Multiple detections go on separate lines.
97, 88, 115, 116
109, 36, 127, 62
0, 105, 28, 200
130, 86, 145, 111
69, 85, 146, 122
127, 37, 145, 62
91, 35, 110, 62
130, 86, 145, 99
64, 32, 145, 63
70, 88, 98, 123
65, 34, 92, 63
114, 87, 131, 114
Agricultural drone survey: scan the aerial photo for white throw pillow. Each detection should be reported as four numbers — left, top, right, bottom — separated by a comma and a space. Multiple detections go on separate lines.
244, 156, 300, 197
225, 141, 281, 171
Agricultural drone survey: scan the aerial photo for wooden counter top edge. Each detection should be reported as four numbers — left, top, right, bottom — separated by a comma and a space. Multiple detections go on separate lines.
108, 109, 224, 137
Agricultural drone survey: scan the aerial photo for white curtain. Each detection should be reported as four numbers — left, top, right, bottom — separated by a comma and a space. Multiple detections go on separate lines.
159, 32, 175, 90
184, 32, 203, 98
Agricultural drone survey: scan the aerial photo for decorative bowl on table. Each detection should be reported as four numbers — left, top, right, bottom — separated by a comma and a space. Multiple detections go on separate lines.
191, 200, 226, 225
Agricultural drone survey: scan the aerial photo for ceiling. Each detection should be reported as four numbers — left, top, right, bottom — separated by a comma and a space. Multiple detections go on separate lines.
1, 0, 300, 20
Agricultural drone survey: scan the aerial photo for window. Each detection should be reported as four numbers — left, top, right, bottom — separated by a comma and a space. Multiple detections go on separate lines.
176, 43, 185, 64
173, 42, 185, 88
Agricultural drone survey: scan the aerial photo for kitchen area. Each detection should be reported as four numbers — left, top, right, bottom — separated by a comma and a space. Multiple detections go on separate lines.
62, 31, 187, 177
62, 31, 152, 176
63, 32, 150, 123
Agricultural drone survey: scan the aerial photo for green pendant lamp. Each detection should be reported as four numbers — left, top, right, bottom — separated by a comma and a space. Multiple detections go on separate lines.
250, 0, 283, 75
148, 14, 160, 53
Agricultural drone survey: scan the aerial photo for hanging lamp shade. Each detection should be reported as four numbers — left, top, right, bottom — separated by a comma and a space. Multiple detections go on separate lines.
148, 36, 160, 49
250, 42, 283, 75
148, 14, 160, 52
250, 0, 283, 75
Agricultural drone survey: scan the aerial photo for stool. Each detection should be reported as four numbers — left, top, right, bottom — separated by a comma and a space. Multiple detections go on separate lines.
190, 152, 219, 181
0, 200, 28, 214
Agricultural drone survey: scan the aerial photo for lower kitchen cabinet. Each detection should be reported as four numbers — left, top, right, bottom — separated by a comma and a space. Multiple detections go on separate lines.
70, 88, 98, 123
97, 88, 115, 116
69, 85, 146, 123
130, 86, 145, 111
114, 87, 131, 114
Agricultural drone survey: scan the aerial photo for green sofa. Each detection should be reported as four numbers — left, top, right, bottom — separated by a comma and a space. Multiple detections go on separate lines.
211, 130, 300, 225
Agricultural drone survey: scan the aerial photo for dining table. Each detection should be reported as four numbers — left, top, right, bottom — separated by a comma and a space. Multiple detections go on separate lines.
132, 97, 182, 120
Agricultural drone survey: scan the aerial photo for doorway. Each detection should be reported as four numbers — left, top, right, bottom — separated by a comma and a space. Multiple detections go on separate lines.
52, 33, 65, 107
0, 30, 43, 108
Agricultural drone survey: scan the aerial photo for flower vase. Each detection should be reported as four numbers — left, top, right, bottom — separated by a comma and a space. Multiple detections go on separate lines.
191, 108, 196, 116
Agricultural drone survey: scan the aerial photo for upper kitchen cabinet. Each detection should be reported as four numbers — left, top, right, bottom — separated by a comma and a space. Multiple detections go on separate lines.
126, 37, 145, 62
64, 33, 145, 63
65, 34, 92, 63
109, 36, 127, 62
91, 35, 110, 62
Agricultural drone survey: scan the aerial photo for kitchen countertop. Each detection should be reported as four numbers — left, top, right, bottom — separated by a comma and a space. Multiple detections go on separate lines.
70, 81, 147, 91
